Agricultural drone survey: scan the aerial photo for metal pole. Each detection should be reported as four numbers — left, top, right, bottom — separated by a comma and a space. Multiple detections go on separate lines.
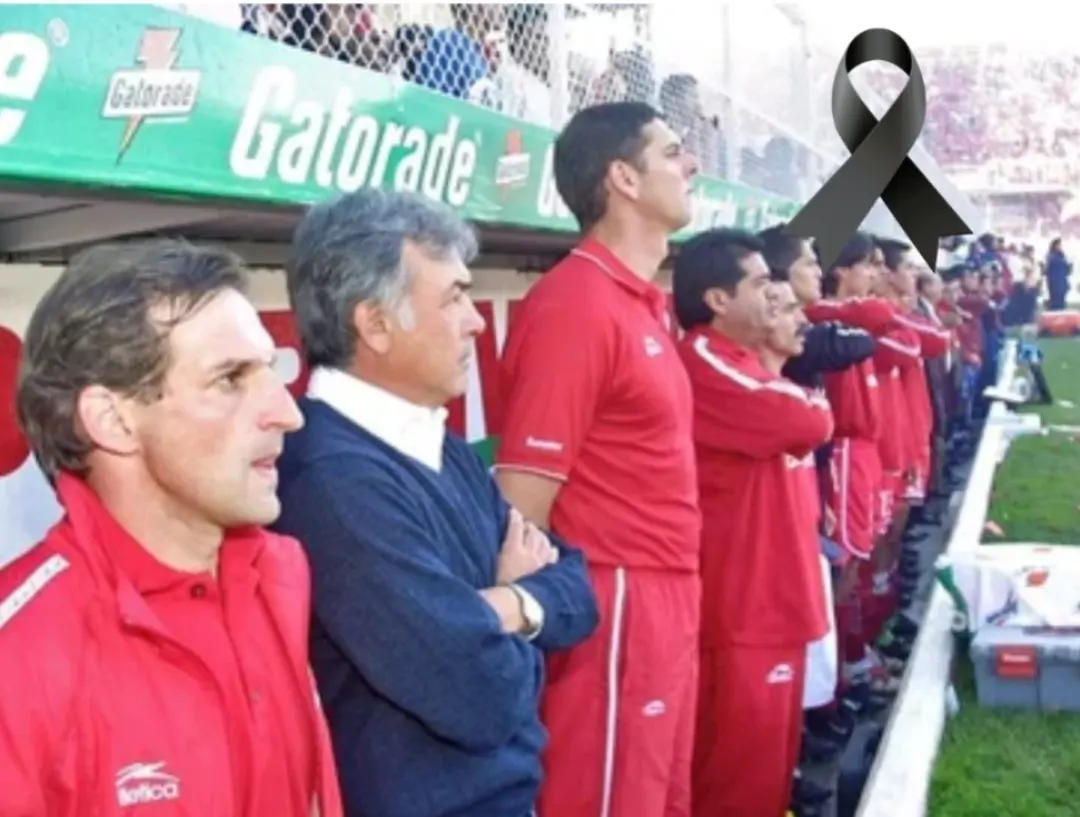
546, 3, 570, 129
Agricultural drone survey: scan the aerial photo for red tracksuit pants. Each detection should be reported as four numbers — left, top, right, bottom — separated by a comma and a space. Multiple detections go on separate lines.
538, 565, 700, 817
692, 644, 807, 817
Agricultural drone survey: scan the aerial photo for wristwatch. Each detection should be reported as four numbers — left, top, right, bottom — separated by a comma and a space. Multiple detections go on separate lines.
508, 583, 545, 641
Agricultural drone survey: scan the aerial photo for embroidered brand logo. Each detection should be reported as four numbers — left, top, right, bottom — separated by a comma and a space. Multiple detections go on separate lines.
116, 761, 181, 807
766, 663, 794, 685
643, 336, 663, 357
525, 436, 563, 452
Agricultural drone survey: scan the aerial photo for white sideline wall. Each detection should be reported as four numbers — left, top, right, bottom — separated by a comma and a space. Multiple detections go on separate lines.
856, 340, 1023, 817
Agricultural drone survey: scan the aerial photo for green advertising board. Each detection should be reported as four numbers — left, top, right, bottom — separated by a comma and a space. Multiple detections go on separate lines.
0, 5, 799, 237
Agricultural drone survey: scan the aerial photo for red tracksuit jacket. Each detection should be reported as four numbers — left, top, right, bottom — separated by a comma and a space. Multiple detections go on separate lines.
873, 327, 922, 477
0, 475, 343, 817
895, 309, 951, 460
679, 327, 832, 648
806, 298, 897, 441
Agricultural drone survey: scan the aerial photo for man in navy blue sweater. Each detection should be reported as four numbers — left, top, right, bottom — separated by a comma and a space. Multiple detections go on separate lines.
273, 188, 599, 817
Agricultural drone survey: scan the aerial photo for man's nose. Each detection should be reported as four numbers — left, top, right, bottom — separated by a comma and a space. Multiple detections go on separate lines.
264, 378, 304, 432
465, 299, 487, 337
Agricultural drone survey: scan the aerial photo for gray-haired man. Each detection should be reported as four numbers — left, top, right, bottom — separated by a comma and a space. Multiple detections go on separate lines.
273, 188, 598, 817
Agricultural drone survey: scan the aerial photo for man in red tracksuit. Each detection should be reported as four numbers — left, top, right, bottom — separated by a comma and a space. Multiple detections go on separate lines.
496, 102, 701, 817
877, 240, 952, 507
673, 229, 832, 817
0, 242, 342, 817
803, 234, 899, 688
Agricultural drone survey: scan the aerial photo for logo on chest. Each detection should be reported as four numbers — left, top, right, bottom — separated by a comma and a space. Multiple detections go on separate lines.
643, 335, 664, 357
116, 761, 181, 807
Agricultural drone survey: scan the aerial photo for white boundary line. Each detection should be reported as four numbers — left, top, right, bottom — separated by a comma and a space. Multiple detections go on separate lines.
856, 340, 1023, 817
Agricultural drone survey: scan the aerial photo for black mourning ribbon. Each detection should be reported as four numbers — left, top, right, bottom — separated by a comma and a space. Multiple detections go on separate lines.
784, 28, 972, 269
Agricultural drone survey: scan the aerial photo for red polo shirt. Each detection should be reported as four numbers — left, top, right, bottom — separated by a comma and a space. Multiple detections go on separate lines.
103, 490, 317, 817
496, 238, 700, 572
678, 326, 831, 646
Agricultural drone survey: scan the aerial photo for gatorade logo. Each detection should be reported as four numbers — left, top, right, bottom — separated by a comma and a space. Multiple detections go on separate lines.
0, 31, 50, 146
230, 67, 478, 208
495, 129, 530, 188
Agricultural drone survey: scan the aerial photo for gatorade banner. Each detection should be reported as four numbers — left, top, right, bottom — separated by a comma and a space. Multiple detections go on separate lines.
0, 5, 796, 238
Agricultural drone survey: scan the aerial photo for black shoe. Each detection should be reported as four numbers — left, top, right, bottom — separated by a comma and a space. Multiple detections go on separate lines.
902, 530, 929, 546
792, 772, 835, 808
806, 702, 858, 741
839, 682, 890, 718
890, 613, 919, 637
920, 510, 944, 527
800, 726, 846, 764
876, 636, 912, 663
899, 549, 921, 569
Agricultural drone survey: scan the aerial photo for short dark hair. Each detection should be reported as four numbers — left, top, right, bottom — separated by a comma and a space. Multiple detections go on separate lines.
818, 232, 876, 296
553, 101, 660, 231
17, 240, 248, 480
876, 237, 912, 271
757, 223, 805, 282
673, 228, 765, 330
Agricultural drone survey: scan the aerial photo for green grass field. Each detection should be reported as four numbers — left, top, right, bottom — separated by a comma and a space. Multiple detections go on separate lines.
929, 337, 1080, 817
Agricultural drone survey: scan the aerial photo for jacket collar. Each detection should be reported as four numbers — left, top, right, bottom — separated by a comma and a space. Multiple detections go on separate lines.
55, 473, 266, 622
689, 323, 760, 366
571, 237, 669, 319
307, 366, 447, 472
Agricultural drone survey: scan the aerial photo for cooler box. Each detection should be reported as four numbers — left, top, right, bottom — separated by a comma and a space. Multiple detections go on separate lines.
1038, 310, 1080, 337
970, 626, 1080, 711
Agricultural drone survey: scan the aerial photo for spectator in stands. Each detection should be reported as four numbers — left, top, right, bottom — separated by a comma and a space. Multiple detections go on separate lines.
274, 189, 598, 817
586, 43, 657, 108
659, 73, 725, 179
495, 102, 700, 817
389, 23, 436, 83
414, 4, 505, 100
489, 4, 554, 126
762, 136, 800, 199
1002, 263, 1042, 333
1045, 236, 1071, 309
0, 241, 342, 817
673, 228, 832, 817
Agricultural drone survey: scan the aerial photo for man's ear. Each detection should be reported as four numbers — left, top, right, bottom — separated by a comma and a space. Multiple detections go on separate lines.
352, 300, 395, 356
76, 385, 141, 457
702, 287, 728, 317
607, 159, 640, 203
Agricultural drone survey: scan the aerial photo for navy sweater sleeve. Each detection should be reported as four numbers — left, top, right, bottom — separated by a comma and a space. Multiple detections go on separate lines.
287, 461, 542, 753
478, 451, 599, 653
783, 321, 876, 386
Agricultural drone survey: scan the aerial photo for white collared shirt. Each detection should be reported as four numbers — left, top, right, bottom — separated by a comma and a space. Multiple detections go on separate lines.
307, 367, 448, 472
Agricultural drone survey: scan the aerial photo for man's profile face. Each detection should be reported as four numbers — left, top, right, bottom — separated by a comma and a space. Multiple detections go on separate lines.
721, 251, 776, 345
630, 118, 699, 232
130, 288, 302, 529
921, 274, 944, 304
889, 250, 919, 297
788, 239, 822, 303
387, 241, 486, 407
764, 281, 808, 359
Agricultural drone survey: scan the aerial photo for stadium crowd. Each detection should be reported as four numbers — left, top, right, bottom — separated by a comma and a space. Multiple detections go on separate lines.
0, 95, 1041, 817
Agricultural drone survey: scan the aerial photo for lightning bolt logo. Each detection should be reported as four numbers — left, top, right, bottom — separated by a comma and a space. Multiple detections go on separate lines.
116, 28, 181, 162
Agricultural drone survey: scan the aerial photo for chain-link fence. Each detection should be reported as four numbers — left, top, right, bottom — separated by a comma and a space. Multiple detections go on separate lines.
236, 2, 859, 203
